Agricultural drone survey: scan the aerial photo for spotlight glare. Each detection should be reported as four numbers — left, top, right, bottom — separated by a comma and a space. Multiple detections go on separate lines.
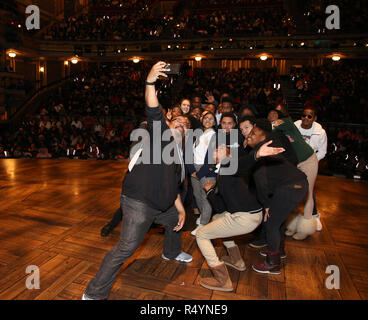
332, 55, 341, 61
8, 52, 16, 58
260, 55, 268, 61
133, 57, 140, 63
194, 56, 202, 62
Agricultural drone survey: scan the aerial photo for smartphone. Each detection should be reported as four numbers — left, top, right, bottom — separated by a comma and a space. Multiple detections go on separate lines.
163, 63, 181, 75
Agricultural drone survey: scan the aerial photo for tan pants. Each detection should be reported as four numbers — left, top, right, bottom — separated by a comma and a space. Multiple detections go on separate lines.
196, 211, 263, 267
297, 153, 318, 219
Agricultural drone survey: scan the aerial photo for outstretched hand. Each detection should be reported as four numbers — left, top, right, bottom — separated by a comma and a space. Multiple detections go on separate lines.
256, 140, 285, 159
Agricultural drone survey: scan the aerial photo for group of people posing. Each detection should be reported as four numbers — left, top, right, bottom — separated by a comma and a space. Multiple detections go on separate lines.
82, 62, 328, 299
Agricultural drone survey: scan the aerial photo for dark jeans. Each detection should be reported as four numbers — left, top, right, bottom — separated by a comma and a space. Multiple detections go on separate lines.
312, 193, 318, 216
106, 185, 187, 231
264, 180, 308, 252
85, 194, 182, 299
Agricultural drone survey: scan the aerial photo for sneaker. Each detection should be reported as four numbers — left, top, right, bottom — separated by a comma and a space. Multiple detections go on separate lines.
162, 251, 193, 263
82, 293, 95, 300
248, 239, 267, 249
191, 224, 204, 236
100, 223, 114, 237
196, 216, 201, 225
260, 249, 286, 259
314, 213, 323, 231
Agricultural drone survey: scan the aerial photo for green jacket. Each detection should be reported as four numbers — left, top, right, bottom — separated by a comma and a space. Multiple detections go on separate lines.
273, 117, 314, 164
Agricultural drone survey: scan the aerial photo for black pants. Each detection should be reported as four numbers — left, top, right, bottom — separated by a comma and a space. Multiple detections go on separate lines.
264, 180, 308, 252
85, 194, 182, 299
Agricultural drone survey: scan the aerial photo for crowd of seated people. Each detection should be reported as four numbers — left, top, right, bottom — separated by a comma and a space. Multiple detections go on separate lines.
192, 0, 281, 8
289, 60, 368, 179
0, 64, 282, 160
290, 61, 368, 124
90, 0, 154, 10
0, 63, 148, 160
176, 8, 294, 38
38, 0, 368, 41
43, 4, 294, 41
1, 61, 367, 180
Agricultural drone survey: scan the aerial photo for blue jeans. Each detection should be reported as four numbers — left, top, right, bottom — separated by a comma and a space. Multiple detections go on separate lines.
85, 194, 182, 299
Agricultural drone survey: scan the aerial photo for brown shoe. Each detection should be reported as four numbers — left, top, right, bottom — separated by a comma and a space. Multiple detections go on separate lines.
221, 245, 246, 271
200, 262, 233, 292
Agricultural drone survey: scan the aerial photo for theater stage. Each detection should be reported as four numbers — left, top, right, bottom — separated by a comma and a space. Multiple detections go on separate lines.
0, 159, 367, 300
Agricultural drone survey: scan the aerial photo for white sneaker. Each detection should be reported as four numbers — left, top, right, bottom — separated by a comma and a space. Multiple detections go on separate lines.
162, 251, 193, 263
82, 293, 94, 300
196, 216, 201, 225
191, 224, 204, 236
314, 213, 322, 231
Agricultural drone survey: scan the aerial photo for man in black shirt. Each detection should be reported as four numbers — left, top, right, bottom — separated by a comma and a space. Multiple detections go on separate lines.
82, 62, 192, 300
242, 119, 308, 275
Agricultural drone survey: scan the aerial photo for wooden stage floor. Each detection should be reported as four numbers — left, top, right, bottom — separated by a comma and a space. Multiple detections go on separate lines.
0, 159, 367, 300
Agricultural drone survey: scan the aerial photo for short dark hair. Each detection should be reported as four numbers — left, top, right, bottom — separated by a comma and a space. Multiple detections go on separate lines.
303, 105, 317, 115
254, 118, 272, 134
221, 97, 233, 105
275, 104, 289, 117
220, 112, 237, 125
239, 116, 256, 125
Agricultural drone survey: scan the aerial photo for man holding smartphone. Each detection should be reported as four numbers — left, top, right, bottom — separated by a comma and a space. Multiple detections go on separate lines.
82, 62, 192, 300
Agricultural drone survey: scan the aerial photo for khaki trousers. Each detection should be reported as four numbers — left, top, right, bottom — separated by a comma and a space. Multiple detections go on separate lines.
297, 153, 318, 219
196, 211, 262, 267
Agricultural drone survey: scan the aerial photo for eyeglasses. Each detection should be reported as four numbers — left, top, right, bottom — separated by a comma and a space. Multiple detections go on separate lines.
173, 118, 191, 127
302, 114, 313, 119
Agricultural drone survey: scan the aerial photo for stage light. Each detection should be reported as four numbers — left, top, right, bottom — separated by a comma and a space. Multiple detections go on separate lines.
133, 57, 140, 63
8, 52, 16, 58
40, 67, 44, 72
18, 24, 21, 28
300, 42, 305, 46
64, 61, 69, 66
194, 56, 202, 62
332, 55, 341, 62
260, 55, 268, 61
71, 58, 79, 64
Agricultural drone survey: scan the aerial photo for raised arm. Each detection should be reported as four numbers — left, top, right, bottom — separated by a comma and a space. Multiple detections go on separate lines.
145, 61, 168, 108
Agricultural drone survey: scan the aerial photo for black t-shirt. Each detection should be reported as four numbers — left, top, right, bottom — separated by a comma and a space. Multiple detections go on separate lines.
122, 106, 183, 211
